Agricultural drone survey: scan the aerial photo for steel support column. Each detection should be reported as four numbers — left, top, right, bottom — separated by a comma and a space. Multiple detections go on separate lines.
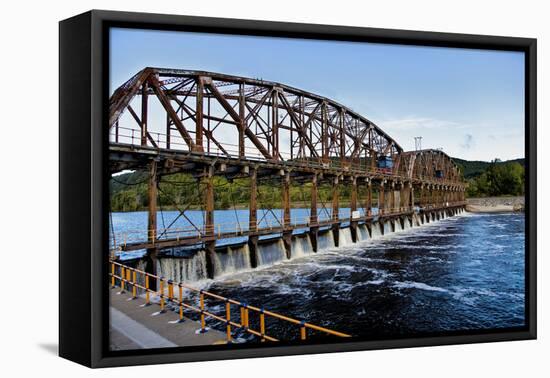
146, 160, 158, 285
409, 182, 414, 211
350, 177, 358, 243
310, 173, 319, 252
367, 180, 373, 216
390, 181, 395, 214
248, 167, 258, 268
141, 82, 148, 146
379, 181, 385, 216
331, 176, 340, 247
195, 77, 204, 152
282, 172, 292, 259
238, 83, 245, 158
203, 166, 215, 278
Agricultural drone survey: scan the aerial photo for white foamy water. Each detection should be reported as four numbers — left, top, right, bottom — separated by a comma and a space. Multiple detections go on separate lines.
213, 245, 251, 277
256, 239, 287, 266
291, 235, 314, 259
158, 250, 208, 282
338, 228, 354, 246
141, 208, 469, 285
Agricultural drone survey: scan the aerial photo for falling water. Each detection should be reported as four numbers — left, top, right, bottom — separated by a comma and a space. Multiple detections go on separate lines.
123, 208, 464, 285
213, 245, 252, 277
338, 228, 354, 246
158, 250, 208, 282
394, 220, 404, 233
291, 235, 314, 259
371, 222, 382, 239
383, 221, 391, 235
318, 231, 335, 250
357, 224, 370, 241
256, 240, 287, 267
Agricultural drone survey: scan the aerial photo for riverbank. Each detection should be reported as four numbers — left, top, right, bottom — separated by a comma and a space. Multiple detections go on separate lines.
466, 196, 524, 213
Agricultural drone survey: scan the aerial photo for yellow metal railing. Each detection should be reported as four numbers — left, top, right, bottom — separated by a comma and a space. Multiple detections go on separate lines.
110, 260, 351, 343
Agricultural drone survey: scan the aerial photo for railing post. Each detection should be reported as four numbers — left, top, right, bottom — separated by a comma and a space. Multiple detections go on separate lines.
159, 278, 166, 314
111, 263, 115, 288
145, 275, 151, 306
199, 291, 207, 333
131, 270, 137, 299
177, 284, 184, 323
168, 280, 174, 302
300, 320, 307, 341
225, 300, 232, 343
243, 303, 249, 329
120, 267, 125, 293
260, 307, 266, 342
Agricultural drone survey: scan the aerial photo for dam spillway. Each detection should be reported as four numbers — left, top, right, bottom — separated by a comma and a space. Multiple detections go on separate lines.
119, 207, 467, 284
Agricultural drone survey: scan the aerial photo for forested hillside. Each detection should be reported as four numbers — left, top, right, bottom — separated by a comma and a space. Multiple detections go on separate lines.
454, 158, 525, 197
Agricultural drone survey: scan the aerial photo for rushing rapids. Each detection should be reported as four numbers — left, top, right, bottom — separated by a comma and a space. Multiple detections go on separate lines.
113, 208, 525, 340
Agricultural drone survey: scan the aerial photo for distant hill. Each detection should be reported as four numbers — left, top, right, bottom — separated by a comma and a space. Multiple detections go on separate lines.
452, 157, 525, 179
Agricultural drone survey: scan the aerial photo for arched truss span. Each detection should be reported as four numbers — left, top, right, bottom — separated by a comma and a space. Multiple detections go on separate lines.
109, 67, 402, 164
393, 149, 462, 183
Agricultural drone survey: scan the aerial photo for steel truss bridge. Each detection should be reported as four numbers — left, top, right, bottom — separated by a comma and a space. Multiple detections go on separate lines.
109, 67, 467, 278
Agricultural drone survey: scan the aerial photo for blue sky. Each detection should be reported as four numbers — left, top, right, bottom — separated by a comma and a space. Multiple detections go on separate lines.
110, 28, 525, 161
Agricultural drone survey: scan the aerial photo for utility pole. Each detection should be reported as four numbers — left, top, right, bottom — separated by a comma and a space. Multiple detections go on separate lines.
414, 136, 422, 151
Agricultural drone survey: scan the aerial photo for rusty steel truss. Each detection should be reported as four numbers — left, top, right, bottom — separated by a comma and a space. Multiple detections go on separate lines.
110, 67, 402, 164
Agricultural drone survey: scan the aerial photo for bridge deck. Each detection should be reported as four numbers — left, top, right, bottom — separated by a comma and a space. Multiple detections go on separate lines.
110, 143, 463, 188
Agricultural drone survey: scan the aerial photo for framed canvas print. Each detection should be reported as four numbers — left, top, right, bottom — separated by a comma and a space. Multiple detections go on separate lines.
59, 10, 536, 368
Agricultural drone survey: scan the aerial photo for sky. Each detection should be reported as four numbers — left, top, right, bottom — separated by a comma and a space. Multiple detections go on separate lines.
110, 27, 525, 162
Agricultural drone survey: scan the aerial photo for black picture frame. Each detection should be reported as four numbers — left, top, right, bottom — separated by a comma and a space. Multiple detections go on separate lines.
59, 9, 537, 368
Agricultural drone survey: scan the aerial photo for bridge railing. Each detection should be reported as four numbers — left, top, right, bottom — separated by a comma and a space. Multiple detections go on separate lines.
110, 260, 351, 343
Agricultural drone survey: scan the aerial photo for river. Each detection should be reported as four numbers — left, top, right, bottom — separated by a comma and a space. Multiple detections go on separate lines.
110, 210, 525, 341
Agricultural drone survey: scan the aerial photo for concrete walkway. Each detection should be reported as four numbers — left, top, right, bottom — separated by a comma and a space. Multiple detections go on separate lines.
109, 289, 227, 351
